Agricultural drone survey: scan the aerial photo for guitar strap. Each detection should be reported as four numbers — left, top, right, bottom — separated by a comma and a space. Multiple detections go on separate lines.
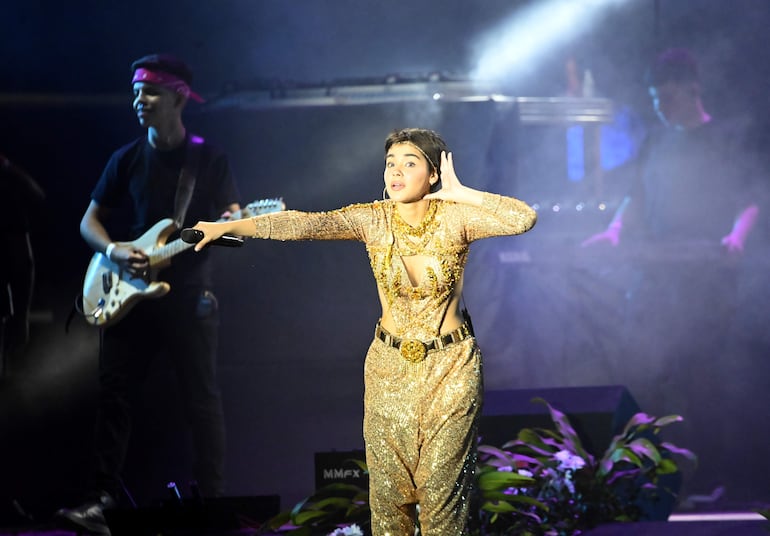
173, 135, 204, 229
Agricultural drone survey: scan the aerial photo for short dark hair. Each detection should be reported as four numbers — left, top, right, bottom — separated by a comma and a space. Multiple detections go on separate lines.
645, 48, 700, 87
384, 128, 448, 193
130, 53, 195, 85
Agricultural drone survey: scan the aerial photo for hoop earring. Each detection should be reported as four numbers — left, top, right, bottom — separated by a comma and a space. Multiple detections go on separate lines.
383, 187, 389, 200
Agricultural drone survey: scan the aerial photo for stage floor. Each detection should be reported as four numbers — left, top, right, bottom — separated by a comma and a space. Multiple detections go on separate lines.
2, 513, 768, 536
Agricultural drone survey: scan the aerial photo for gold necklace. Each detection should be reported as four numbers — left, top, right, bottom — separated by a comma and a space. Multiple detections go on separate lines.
392, 201, 439, 256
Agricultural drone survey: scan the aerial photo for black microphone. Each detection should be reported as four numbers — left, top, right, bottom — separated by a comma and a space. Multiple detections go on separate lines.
181, 228, 245, 247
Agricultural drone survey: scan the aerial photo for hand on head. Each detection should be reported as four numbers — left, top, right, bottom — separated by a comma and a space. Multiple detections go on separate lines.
423, 151, 461, 201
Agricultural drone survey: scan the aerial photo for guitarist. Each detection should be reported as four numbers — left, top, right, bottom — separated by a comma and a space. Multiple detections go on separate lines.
57, 54, 240, 536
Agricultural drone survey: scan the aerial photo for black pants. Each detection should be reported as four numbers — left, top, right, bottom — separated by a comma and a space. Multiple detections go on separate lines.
621, 264, 738, 495
89, 287, 226, 499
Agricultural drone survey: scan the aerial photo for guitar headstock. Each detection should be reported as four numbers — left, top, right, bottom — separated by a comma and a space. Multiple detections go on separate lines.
235, 198, 286, 219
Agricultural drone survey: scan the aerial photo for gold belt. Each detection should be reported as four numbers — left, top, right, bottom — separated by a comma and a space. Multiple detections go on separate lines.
374, 322, 473, 363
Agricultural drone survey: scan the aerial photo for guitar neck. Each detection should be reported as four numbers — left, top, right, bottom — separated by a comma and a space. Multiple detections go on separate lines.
149, 237, 194, 267
143, 198, 285, 267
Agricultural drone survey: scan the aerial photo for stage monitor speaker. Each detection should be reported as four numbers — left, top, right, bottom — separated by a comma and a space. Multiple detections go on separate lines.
314, 449, 368, 491
479, 385, 640, 457
104, 495, 280, 536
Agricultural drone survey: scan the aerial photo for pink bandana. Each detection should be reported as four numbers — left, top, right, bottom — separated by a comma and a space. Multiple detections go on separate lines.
132, 68, 204, 103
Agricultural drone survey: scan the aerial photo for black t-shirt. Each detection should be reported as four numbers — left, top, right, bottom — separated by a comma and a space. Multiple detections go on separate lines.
92, 135, 239, 289
626, 118, 757, 243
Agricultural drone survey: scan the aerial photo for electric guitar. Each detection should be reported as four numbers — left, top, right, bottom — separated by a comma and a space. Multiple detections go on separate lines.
81, 198, 285, 328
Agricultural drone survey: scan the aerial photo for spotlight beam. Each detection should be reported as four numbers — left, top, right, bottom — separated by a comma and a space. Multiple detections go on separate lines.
471, 0, 630, 82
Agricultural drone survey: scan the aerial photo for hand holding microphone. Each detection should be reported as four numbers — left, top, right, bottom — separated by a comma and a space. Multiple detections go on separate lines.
181, 224, 244, 250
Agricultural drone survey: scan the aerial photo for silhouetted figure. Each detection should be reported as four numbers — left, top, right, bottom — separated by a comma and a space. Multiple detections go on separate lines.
0, 153, 44, 375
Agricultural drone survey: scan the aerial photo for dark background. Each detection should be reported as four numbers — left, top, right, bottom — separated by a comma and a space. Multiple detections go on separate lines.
1, 0, 769, 523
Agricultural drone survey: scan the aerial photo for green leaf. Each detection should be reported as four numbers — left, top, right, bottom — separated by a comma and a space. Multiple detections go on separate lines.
480, 496, 549, 513
510, 453, 542, 465
606, 467, 643, 485
627, 437, 662, 464
538, 428, 570, 443
345, 458, 369, 474
598, 457, 614, 476
607, 445, 643, 467
481, 460, 518, 471
480, 500, 518, 513
517, 428, 550, 448
532, 398, 578, 440
532, 398, 592, 461
481, 490, 522, 502
289, 497, 310, 519
476, 465, 499, 476
656, 457, 679, 475
620, 412, 656, 437
478, 444, 514, 459
653, 415, 683, 427
478, 446, 517, 468
660, 442, 698, 461
477, 471, 536, 491
499, 494, 550, 510
292, 510, 330, 525
509, 436, 558, 458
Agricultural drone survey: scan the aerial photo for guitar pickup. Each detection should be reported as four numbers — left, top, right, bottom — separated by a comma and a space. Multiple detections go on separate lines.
102, 271, 113, 294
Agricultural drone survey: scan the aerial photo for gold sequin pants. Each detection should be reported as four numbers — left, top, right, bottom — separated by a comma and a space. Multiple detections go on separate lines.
363, 336, 482, 536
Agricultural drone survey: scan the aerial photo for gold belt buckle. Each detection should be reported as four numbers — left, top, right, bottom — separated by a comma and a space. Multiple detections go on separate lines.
400, 339, 427, 363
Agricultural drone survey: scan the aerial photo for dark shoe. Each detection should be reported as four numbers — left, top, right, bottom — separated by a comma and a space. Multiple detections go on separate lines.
55, 492, 115, 535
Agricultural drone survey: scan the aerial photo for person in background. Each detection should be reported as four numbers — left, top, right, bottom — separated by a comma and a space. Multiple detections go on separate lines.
582, 48, 761, 501
582, 48, 758, 251
56, 53, 240, 535
0, 154, 45, 376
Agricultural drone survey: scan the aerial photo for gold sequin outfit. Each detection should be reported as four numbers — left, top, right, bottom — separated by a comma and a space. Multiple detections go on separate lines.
251, 193, 536, 535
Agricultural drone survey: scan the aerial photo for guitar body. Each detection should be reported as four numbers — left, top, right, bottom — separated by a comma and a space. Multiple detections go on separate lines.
81, 198, 284, 328
81, 219, 177, 328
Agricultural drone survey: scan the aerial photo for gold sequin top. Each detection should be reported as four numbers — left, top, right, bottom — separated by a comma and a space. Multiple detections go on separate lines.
251, 193, 536, 340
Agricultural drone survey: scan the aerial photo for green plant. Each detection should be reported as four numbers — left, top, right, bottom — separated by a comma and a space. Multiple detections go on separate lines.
475, 398, 696, 535
259, 459, 369, 536
258, 400, 696, 536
